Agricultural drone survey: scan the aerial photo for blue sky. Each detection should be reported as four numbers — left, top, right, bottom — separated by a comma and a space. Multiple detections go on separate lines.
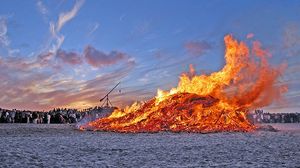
0, 0, 300, 112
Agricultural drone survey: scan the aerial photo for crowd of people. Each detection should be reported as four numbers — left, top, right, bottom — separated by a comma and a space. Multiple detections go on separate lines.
0, 106, 107, 124
1, 107, 300, 124
250, 110, 300, 123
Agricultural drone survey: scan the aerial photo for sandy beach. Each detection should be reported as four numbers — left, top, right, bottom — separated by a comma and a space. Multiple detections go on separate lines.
0, 124, 299, 167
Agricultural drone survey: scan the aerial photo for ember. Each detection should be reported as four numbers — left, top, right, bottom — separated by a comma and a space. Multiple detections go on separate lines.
81, 34, 287, 133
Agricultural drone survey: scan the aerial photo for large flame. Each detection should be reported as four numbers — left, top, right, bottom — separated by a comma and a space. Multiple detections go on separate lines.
81, 34, 287, 133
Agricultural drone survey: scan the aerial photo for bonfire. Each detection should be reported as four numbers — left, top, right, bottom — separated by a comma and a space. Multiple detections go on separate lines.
81, 34, 287, 133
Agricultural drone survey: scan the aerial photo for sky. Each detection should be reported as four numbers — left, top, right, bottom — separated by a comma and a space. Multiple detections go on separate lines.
0, 0, 300, 112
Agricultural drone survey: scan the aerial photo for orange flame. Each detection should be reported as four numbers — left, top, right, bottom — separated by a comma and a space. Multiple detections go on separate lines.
81, 34, 287, 133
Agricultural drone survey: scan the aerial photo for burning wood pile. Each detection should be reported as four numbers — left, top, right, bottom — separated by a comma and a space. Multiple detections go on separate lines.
80, 34, 287, 133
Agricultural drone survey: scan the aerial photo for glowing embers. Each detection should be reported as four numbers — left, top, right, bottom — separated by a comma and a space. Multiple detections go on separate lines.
81, 93, 255, 133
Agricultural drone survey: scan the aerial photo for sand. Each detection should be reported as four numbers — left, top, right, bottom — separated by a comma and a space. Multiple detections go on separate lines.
0, 123, 299, 167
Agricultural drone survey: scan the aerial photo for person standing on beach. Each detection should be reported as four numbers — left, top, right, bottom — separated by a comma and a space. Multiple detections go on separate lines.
32, 112, 38, 124
47, 113, 51, 124
10, 110, 16, 123
25, 112, 30, 123
0, 110, 2, 123
4, 111, 9, 123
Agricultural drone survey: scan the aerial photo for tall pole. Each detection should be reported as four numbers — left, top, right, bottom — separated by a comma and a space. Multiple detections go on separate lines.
106, 96, 109, 107
99, 82, 121, 108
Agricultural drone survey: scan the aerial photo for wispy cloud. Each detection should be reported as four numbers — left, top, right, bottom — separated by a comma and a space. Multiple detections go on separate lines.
283, 24, 300, 57
87, 22, 99, 36
184, 40, 212, 56
56, 0, 85, 32
27, 0, 86, 70
0, 16, 22, 57
48, 0, 85, 54
0, 0, 143, 111
0, 54, 136, 110
0, 17, 9, 47
36, 0, 48, 15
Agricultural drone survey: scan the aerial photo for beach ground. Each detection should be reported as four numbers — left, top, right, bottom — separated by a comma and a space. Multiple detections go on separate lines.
0, 123, 299, 167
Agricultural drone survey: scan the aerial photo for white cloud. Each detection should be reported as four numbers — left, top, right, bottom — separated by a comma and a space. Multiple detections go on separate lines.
0, 17, 9, 47
36, 0, 48, 15
87, 22, 99, 36
49, 22, 65, 53
22, 0, 85, 68
56, 0, 85, 32
0, 16, 19, 56
48, 0, 84, 54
